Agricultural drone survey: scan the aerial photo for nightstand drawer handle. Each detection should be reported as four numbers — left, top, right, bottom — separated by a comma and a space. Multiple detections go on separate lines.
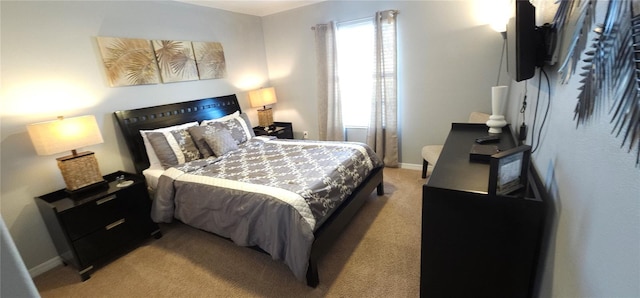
105, 219, 125, 230
96, 195, 117, 205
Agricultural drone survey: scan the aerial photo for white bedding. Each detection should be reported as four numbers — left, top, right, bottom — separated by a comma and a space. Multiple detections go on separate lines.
142, 168, 165, 191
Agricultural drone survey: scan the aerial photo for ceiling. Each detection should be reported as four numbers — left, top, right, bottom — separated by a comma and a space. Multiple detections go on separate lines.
176, 0, 326, 17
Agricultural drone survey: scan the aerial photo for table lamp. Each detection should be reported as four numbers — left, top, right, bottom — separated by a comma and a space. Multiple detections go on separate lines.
249, 87, 278, 127
27, 115, 107, 195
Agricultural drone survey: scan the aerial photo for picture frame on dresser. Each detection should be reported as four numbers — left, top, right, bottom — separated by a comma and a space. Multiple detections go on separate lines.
488, 145, 532, 196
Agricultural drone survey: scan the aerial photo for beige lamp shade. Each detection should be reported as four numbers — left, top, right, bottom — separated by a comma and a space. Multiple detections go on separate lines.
27, 115, 104, 156
249, 87, 278, 108
249, 87, 278, 127
27, 115, 106, 193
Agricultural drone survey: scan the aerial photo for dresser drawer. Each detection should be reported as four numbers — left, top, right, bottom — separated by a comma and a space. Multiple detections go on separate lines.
61, 191, 130, 241
74, 216, 136, 266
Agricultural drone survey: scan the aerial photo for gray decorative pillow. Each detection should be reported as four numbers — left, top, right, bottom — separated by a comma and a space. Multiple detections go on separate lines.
140, 121, 198, 169
147, 129, 201, 168
187, 125, 218, 158
209, 118, 251, 145
203, 128, 238, 156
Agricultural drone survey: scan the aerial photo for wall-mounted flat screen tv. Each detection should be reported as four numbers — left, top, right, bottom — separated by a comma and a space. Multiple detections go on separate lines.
506, 0, 539, 82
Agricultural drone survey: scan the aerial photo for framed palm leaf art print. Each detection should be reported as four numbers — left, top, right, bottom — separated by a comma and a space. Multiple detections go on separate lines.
97, 37, 227, 86
192, 41, 227, 80
96, 37, 160, 87
152, 40, 199, 83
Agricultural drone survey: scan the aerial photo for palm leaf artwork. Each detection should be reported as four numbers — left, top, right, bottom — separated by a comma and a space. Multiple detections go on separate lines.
192, 41, 227, 80
557, 0, 597, 84
96, 37, 160, 86
152, 40, 199, 83
564, 0, 640, 166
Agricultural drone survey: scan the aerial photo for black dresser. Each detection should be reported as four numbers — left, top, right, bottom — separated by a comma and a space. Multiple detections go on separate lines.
35, 171, 161, 281
421, 123, 546, 297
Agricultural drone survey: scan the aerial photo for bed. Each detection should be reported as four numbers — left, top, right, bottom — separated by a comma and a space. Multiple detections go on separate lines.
113, 94, 384, 287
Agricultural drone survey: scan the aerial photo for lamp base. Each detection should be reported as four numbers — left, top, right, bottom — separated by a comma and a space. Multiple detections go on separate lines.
57, 151, 107, 194
486, 115, 507, 134
257, 108, 274, 127
64, 180, 109, 198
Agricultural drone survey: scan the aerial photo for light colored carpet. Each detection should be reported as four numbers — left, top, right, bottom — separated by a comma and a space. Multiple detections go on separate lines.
33, 167, 424, 297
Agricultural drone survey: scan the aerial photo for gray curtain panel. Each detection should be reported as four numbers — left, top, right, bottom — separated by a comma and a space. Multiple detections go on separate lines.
314, 22, 345, 141
367, 10, 399, 167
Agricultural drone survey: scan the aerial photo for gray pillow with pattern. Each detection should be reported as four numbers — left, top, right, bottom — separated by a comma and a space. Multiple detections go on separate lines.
203, 128, 238, 156
147, 129, 201, 168
208, 118, 251, 145
188, 125, 218, 158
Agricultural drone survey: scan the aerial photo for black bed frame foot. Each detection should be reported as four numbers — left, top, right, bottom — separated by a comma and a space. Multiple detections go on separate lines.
376, 182, 384, 195
152, 230, 163, 239
306, 260, 319, 288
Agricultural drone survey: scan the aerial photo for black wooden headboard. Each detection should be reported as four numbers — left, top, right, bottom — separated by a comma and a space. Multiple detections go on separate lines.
114, 94, 242, 173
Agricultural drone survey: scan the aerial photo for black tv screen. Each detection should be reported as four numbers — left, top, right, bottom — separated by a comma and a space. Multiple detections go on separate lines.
506, 0, 538, 82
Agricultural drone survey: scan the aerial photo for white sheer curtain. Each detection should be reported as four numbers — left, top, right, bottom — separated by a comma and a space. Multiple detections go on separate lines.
314, 22, 344, 141
367, 10, 399, 167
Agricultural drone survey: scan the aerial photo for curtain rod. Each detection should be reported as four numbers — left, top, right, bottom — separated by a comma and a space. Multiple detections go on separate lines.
311, 10, 398, 31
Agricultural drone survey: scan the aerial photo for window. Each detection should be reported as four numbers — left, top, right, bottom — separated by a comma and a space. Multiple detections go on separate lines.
336, 18, 375, 127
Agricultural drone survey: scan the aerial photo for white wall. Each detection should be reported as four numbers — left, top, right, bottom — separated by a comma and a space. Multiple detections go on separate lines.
1, 0, 270, 271
504, 3, 640, 297
507, 44, 640, 298
261, 1, 509, 163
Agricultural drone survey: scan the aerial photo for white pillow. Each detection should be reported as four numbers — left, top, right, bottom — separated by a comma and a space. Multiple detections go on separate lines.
140, 122, 199, 169
200, 111, 240, 125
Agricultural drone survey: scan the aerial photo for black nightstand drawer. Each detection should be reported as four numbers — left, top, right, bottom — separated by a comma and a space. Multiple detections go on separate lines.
61, 193, 128, 241
74, 217, 136, 265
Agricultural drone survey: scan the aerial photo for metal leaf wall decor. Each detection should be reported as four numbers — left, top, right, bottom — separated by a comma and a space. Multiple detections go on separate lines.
557, 0, 597, 84
556, 0, 640, 166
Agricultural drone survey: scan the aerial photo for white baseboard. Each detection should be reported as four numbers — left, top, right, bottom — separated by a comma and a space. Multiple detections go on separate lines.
399, 163, 421, 171
29, 256, 63, 277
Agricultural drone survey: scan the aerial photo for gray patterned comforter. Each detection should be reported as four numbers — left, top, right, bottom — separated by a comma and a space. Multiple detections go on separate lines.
151, 137, 383, 281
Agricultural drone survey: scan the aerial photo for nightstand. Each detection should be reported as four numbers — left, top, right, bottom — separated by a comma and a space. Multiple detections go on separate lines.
253, 121, 293, 139
35, 171, 161, 281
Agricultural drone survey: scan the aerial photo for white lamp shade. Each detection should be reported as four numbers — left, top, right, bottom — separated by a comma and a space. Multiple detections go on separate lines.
27, 115, 104, 156
249, 87, 278, 108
